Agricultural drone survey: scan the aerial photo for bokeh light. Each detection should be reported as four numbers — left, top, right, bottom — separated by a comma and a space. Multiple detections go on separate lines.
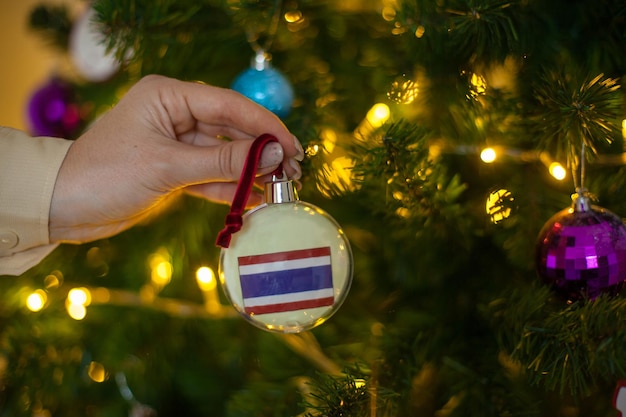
149, 248, 173, 287
26, 289, 47, 312
549, 162, 566, 180
68, 287, 91, 306
67, 303, 86, 320
480, 147, 497, 163
196, 266, 216, 292
366, 103, 390, 128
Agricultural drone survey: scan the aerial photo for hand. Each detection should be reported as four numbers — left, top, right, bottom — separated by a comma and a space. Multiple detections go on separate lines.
49, 75, 303, 244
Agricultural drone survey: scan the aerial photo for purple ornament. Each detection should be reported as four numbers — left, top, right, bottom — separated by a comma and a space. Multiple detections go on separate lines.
536, 195, 626, 301
27, 77, 81, 138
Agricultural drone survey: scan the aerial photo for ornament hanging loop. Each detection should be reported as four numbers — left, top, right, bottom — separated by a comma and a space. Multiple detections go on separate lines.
216, 133, 283, 248
244, 0, 282, 55
577, 142, 586, 193
572, 142, 590, 212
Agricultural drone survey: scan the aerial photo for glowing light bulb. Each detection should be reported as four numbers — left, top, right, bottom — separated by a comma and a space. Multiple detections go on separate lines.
622, 119, 626, 140
68, 287, 91, 306
65, 287, 91, 320
26, 290, 47, 312
197, 266, 222, 314
480, 147, 497, 163
67, 303, 86, 320
196, 266, 216, 292
149, 248, 173, 287
366, 103, 390, 128
355, 103, 391, 141
549, 162, 566, 180
152, 261, 173, 286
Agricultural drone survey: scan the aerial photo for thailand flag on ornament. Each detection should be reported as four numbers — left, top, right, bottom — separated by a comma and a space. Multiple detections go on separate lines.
238, 247, 334, 315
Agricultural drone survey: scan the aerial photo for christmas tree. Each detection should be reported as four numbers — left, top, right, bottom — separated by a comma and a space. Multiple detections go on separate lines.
4, 0, 626, 415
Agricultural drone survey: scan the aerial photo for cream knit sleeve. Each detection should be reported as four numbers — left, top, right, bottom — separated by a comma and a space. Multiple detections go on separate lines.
0, 127, 72, 276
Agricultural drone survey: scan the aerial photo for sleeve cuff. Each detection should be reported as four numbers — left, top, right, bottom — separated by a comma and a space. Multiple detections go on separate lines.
0, 127, 72, 275
0, 244, 59, 276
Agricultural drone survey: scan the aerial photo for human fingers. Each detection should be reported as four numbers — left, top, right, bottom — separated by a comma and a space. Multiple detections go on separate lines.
139, 75, 304, 160
180, 127, 304, 180
164, 138, 286, 189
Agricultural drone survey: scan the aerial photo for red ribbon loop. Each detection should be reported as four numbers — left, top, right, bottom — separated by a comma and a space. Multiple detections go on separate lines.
216, 133, 281, 248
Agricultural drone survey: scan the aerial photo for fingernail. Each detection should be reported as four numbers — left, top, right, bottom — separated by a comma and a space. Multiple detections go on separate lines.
293, 135, 305, 161
288, 158, 302, 180
259, 142, 284, 168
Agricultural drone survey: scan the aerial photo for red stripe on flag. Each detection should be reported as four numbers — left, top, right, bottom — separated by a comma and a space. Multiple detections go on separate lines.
238, 247, 331, 266
244, 296, 335, 315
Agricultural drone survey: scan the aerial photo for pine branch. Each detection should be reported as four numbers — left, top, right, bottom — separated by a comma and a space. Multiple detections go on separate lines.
92, 0, 243, 80
28, 4, 73, 52
445, 0, 522, 63
529, 70, 621, 169
353, 120, 464, 217
302, 367, 399, 417
392, 0, 524, 68
489, 284, 626, 397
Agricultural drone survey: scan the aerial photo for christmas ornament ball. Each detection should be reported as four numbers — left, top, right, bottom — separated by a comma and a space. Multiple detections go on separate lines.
27, 77, 81, 138
69, 6, 120, 82
231, 66, 294, 119
219, 179, 352, 333
536, 196, 626, 301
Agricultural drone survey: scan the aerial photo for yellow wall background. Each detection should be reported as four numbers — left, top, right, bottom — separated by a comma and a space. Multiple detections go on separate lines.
0, 0, 82, 131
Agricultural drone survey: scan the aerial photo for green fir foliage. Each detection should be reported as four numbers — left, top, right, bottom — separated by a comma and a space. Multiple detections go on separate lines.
7, 0, 626, 416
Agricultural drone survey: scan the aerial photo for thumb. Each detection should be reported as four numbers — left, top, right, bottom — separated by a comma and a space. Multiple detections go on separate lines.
172, 139, 284, 186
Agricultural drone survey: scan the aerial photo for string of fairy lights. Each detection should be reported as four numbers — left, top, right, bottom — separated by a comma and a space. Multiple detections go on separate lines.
25, 256, 233, 320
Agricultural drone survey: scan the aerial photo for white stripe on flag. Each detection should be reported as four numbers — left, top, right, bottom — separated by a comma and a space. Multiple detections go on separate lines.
239, 255, 331, 275
244, 288, 335, 307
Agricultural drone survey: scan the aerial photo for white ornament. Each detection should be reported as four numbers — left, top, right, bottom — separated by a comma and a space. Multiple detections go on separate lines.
219, 175, 353, 333
69, 6, 120, 82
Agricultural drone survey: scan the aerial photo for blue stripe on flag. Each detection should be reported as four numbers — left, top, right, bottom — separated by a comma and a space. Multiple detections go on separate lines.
240, 265, 333, 299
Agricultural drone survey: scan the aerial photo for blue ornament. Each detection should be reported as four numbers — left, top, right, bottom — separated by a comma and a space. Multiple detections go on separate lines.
231, 52, 294, 119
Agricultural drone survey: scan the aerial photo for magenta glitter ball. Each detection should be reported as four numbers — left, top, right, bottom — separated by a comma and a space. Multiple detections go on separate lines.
27, 77, 81, 138
536, 201, 626, 301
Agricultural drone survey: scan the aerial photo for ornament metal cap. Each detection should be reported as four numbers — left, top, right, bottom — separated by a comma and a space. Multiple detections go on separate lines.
264, 172, 298, 204
571, 189, 591, 212
252, 50, 272, 71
